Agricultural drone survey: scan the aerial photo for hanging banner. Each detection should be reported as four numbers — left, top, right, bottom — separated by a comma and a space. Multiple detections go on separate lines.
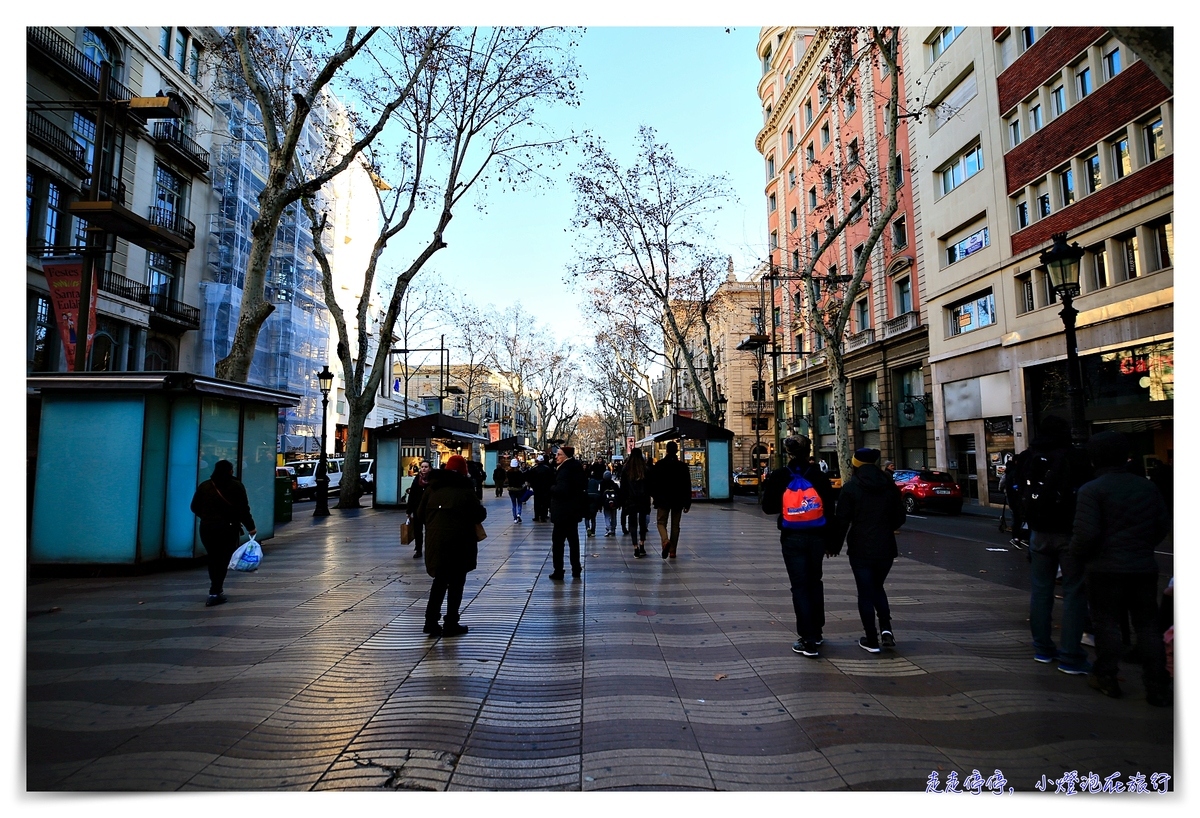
488, 422, 501, 442
42, 257, 97, 371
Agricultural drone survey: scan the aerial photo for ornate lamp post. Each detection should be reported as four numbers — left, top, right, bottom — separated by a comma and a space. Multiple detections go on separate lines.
715, 393, 728, 427
313, 364, 334, 518
1039, 232, 1087, 445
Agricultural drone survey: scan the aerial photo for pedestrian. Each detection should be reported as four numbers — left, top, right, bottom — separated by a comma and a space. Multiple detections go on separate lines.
600, 470, 619, 536
1013, 414, 1094, 675
584, 468, 603, 537
405, 459, 432, 558
414, 455, 486, 638
492, 462, 506, 498
189, 459, 257, 607
1069, 431, 1172, 705
548, 445, 587, 580
620, 448, 652, 557
834, 448, 907, 653
883, 460, 896, 476
530, 454, 554, 522
761, 436, 839, 657
506, 458, 528, 523
468, 458, 485, 500
650, 440, 692, 559
1000, 453, 1027, 546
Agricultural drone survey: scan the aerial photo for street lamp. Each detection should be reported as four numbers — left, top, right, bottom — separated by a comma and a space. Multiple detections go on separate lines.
313, 364, 334, 518
1039, 232, 1087, 444
715, 393, 728, 427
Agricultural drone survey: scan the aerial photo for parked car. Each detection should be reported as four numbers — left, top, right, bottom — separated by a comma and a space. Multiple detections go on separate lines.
892, 468, 963, 514
732, 468, 761, 494
292, 458, 342, 500
276, 466, 298, 494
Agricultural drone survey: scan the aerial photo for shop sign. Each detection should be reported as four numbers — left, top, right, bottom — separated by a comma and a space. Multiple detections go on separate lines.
42, 257, 97, 371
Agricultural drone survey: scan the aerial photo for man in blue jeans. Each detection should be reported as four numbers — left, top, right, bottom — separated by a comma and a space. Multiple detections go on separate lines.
761, 436, 839, 657
1013, 415, 1093, 675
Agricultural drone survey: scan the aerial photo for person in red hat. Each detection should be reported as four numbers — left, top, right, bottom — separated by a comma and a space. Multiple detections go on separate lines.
413, 454, 487, 637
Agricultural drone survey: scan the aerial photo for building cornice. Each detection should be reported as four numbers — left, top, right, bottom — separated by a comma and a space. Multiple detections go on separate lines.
756, 28, 831, 155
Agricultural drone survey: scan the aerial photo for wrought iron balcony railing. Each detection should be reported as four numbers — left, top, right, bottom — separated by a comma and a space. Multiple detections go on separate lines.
148, 291, 200, 326
27, 111, 88, 173
100, 270, 151, 305
27, 26, 136, 101
152, 121, 210, 173
148, 206, 196, 243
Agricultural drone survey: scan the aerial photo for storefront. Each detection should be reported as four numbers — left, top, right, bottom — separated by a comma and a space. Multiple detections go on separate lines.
483, 436, 539, 486
635, 414, 733, 501
371, 413, 489, 508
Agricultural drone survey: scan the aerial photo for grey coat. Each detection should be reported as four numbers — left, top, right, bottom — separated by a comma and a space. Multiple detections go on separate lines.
1069, 467, 1170, 574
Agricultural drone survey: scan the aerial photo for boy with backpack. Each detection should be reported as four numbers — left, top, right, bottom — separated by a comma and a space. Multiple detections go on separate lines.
600, 470, 620, 536
761, 436, 840, 658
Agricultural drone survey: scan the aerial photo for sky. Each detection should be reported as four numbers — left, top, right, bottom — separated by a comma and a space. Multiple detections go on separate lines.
395, 25, 769, 350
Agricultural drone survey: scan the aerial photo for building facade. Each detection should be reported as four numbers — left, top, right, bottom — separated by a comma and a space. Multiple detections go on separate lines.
755, 27, 933, 479
908, 26, 1172, 505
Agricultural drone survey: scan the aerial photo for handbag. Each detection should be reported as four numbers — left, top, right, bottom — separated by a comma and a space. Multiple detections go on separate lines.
518, 487, 534, 504
401, 520, 414, 545
475, 523, 487, 541
228, 535, 262, 572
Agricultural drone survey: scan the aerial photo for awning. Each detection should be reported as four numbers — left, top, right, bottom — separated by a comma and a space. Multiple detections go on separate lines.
26, 371, 299, 406
484, 435, 536, 452
646, 413, 734, 442
375, 413, 488, 446
633, 427, 681, 447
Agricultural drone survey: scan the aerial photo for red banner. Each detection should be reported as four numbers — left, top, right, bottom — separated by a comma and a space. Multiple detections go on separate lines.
42, 257, 97, 371
488, 422, 501, 442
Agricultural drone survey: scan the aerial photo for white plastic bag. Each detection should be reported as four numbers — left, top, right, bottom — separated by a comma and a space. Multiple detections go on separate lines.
228, 535, 263, 572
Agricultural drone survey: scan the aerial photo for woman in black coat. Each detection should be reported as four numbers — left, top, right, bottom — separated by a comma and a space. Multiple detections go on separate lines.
405, 459, 432, 558
414, 455, 487, 637
620, 449, 653, 557
190, 460, 257, 607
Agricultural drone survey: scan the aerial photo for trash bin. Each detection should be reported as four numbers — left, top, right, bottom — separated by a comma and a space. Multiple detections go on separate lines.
275, 476, 293, 523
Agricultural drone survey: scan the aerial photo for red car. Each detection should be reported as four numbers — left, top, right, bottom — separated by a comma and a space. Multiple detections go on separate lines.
892, 469, 963, 515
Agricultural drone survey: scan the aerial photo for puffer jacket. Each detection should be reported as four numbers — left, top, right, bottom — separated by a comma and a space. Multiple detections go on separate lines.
834, 463, 906, 560
1069, 467, 1171, 574
650, 454, 692, 510
414, 469, 487, 578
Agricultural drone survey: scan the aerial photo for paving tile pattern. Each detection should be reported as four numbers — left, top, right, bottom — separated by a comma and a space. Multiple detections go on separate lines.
27, 499, 1173, 791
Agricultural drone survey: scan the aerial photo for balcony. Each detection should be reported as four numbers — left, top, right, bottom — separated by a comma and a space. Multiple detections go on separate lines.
69, 200, 195, 257
882, 310, 921, 339
149, 292, 200, 331
27, 111, 89, 177
99, 270, 151, 306
153, 121, 210, 175
848, 328, 876, 351
27, 26, 136, 103
740, 401, 771, 416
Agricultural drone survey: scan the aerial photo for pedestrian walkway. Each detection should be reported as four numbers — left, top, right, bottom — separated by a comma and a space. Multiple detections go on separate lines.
26, 495, 1172, 791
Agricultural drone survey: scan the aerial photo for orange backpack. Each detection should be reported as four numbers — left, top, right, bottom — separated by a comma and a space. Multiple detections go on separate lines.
781, 468, 826, 530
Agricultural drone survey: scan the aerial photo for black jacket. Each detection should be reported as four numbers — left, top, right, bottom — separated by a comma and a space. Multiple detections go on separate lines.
405, 475, 430, 516
835, 463, 906, 560
650, 454, 692, 510
550, 457, 588, 524
529, 463, 554, 493
506, 466, 527, 495
619, 472, 651, 514
1013, 434, 1093, 535
413, 470, 486, 578
1069, 467, 1171, 574
761, 459, 839, 544
191, 477, 256, 531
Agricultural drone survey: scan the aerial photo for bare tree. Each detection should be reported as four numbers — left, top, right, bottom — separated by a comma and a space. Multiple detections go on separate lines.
526, 341, 580, 450
303, 26, 579, 506
444, 296, 500, 429
1108, 27, 1172, 92
569, 126, 733, 424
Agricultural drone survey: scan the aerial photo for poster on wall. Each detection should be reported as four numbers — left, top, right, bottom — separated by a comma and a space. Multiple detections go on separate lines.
42, 257, 97, 371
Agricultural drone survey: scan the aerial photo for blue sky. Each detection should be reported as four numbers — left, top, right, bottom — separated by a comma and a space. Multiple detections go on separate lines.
412, 26, 768, 347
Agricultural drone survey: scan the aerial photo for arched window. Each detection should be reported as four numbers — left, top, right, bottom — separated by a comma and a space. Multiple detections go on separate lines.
90, 330, 116, 371
81, 28, 117, 69
144, 338, 174, 371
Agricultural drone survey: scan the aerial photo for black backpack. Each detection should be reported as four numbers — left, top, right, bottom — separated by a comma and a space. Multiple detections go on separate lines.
603, 487, 619, 509
1017, 447, 1075, 530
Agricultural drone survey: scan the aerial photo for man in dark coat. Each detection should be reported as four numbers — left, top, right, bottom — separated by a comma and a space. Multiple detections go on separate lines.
1069, 431, 1172, 704
549, 445, 587, 580
650, 440, 692, 559
190, 460, 257, 607
529, 454, 554, 522
761, 436, 840, 657
492, 463, 507, 498
414, 455, 487, 638
1013, 414, 1094, 674
835, 448, 906, 653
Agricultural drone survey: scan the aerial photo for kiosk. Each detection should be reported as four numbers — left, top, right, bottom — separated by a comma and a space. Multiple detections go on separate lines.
635, 414, 733, 500
372, 413, 489, 508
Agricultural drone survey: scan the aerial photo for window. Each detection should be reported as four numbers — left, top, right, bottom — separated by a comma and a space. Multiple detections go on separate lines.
174, 28, 187, 71
1017, 273, 1035, 313
788, 167, 796, 188
847, 138, 859, 165
42, 180, 66, 253
808, 187, 817, 210
773, 306, 781, 327
1104, 46, 1122, 80
855, 298, 870, 332
853, 243, 865, 269
895, 277, 912, 315
1150, 219, 1173, 270
789, 208, 798, 230
159, 27, 171, 58
933, 70, 978, 130
822, 169, 832, 194
766, 155, 776, 180
750, 307, 764, 333
814, 332, 825, 350
1021, 27, 1037, 50
29, 294, 55, 373
1144, 118, 1165, 161
154, 163, 185, 218
1040, 269, 1060, 306
769, 193, 777, 212
1077, 65, 1093, 98
894, 154, 904, 184
795, 333, 805, 354
804, 99, 813, 126
820, 122, 830, 147
1059, 167, 1075, 206
72, 112, 97, 172
824, 218, 835, 242
940, 144, 983, 195
949, 290, 996, 336
1118, 234, 1140, 280
946, 226, 989, 265
845, 89, 857, 114
81, 28, 115, 67
761, 43, 772, 75
792, 249, 801, 272
806, 143, 815, 164
26, 170, 75, 255
1015, 197, 1029, 229
148, 252, 177, 304
1037, 192, 1051, 219
810, 231, 819, 259
892, 216, 908, 249
1009, 118, 1021, 148
786, 127, 795, 153
1084, 153, 1102, 193
751, 417, 771, 431
812, 279, 823, 301
1051, 84, 1066, 117
188, 41, 201, 83
1029, 104, 1043, 133
849, 190, 862, 221
770, 230, 778, 250
1088, 244, 1108, 290
818, 80, 828, 106
929, 26, 965, 60
1112, 137, 1131, 180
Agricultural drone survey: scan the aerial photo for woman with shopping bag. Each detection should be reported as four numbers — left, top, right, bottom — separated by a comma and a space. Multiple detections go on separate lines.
190, 460, 256, 607
405, 459, 432, 558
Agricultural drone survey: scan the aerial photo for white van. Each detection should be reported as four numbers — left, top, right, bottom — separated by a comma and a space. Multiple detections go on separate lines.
292, 458, 342, 500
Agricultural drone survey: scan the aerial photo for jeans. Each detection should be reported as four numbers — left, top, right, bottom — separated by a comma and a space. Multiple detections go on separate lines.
848, 556, 894, 640
602, 507, 617, 534
1029, 530, 1087, 666
510, 493, 525, 519
199, 520, 241, 595
628, 511, 649, 546
780, 531, 826, 642
656, 507, 683, 551
426, 571, 466, 626
552, 521, 582, 574
1087, 571, 1168, 689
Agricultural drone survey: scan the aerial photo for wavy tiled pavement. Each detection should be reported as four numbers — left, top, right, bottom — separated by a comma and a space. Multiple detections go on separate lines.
27, 497, 1173, 791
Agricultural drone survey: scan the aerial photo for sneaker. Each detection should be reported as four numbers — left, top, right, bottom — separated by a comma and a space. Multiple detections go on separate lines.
548, 572, 565, 581
792, 640, 819, 658
1058, 661, 1092, 676
813, 636, 824, 646
413, 549, 422, 558
572, 569, 582, 578
516, 516, 522, 523
423, 622, 443, 637
1080, 632, 1096, 647
1087, 673, 1122, 699
205, 593, 227, 607
881, 630, 895, 648
442, 623, 468, 637
1034, 652, 1058, 664
605, 531, 615, 537
858, 636, 881, 654
661, 544, 670, 559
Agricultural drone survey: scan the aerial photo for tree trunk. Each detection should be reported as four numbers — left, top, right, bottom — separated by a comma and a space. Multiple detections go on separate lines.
337, 398, 369, 508
828, 350, 853, 480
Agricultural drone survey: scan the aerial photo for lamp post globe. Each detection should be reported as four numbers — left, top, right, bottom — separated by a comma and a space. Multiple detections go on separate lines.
313, 365, 334, 518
